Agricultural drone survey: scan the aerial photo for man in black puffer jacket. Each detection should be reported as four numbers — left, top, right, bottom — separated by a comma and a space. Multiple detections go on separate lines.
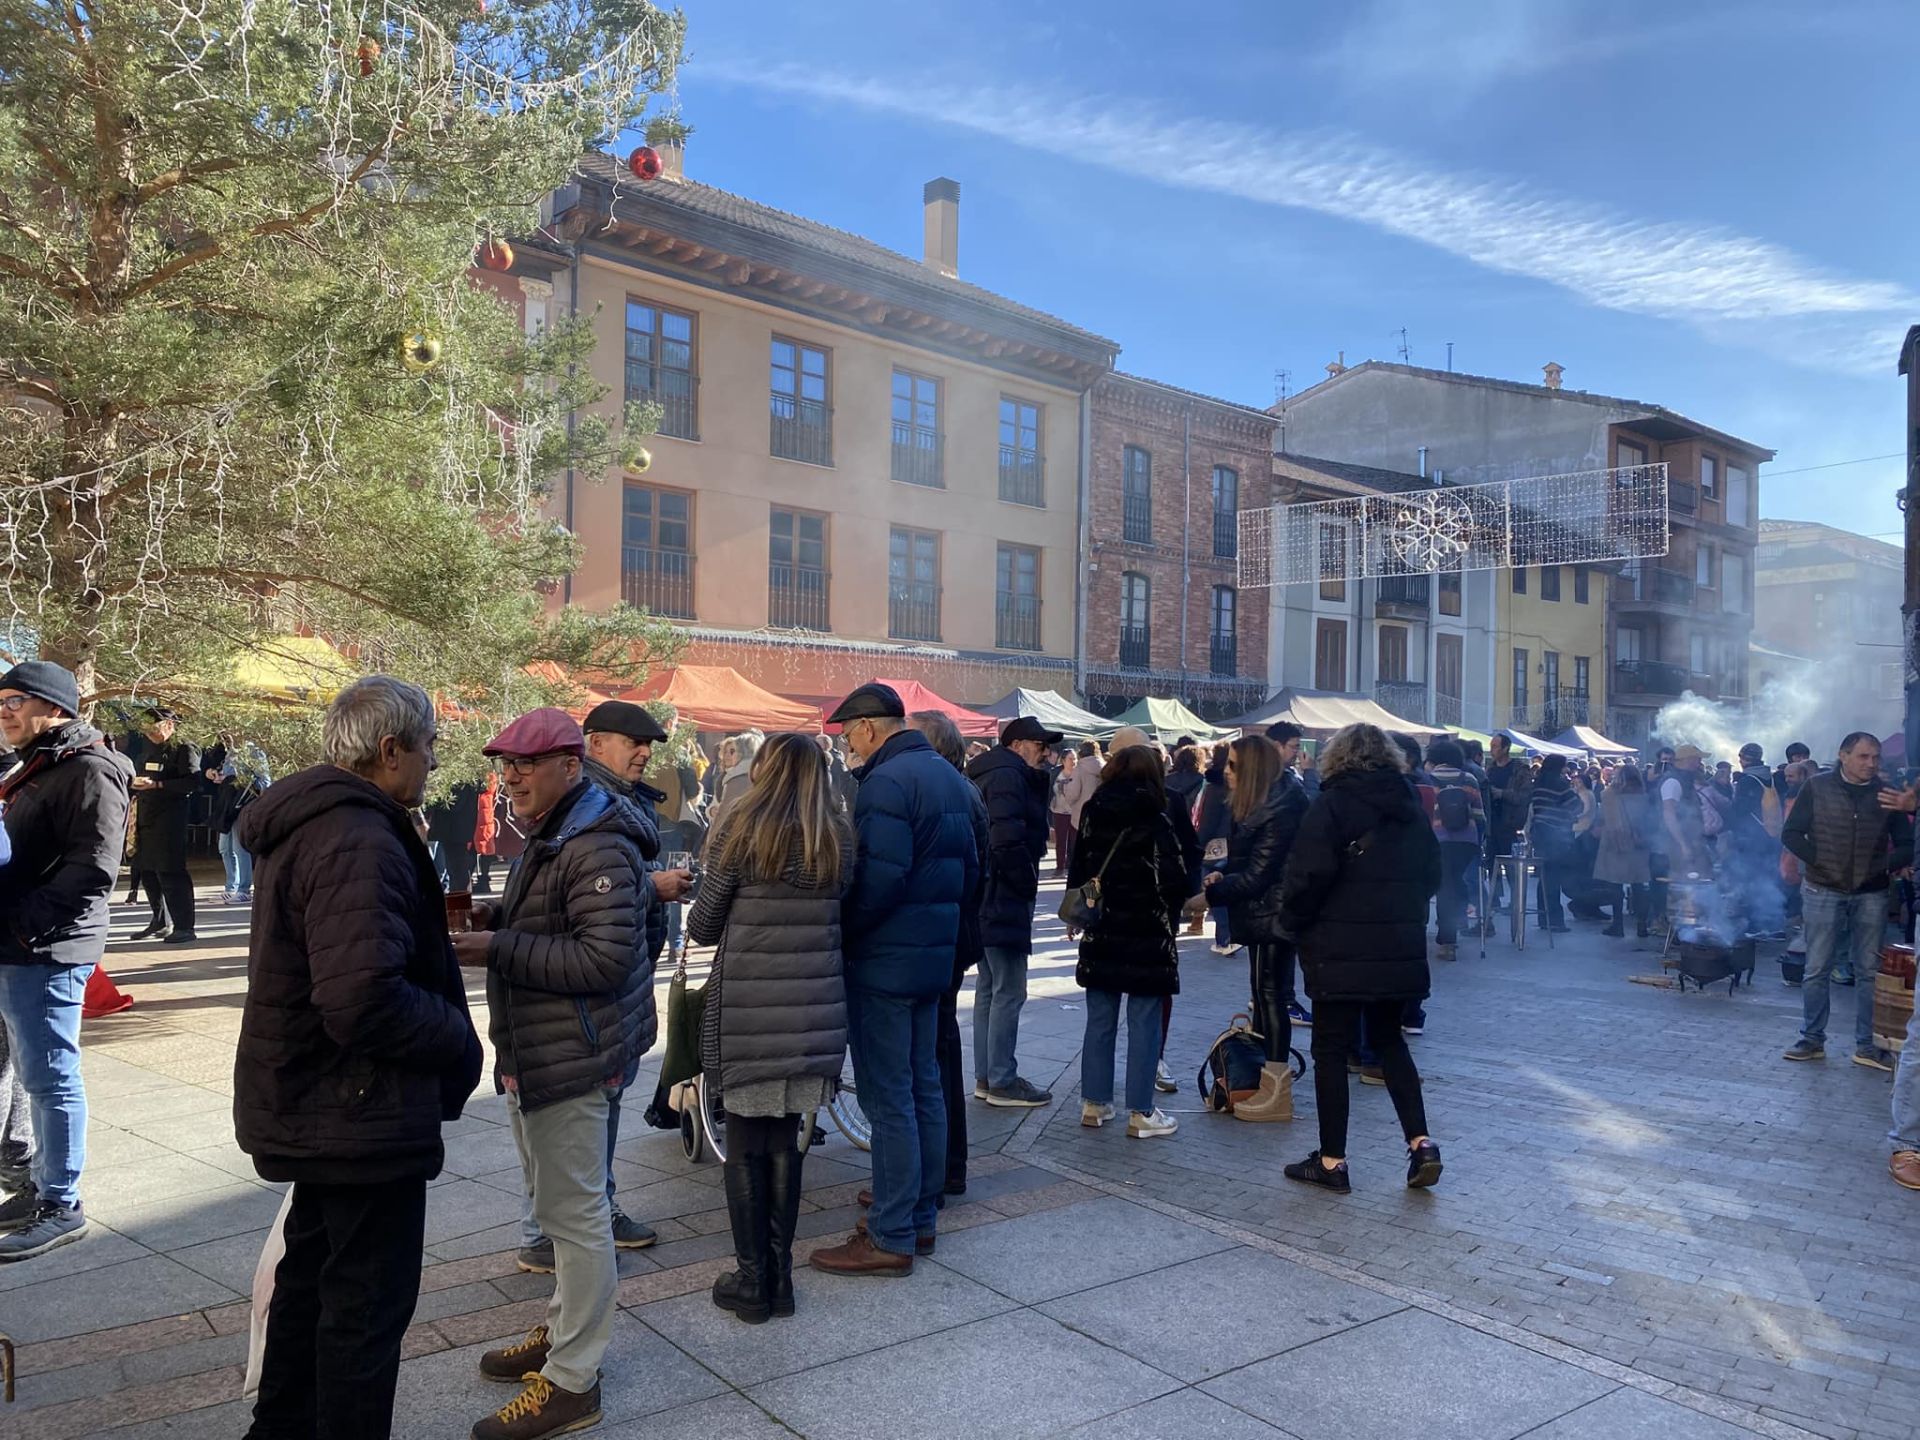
964, 715, 1059, 1109
456, 708, 650, 1440
233, 675, 482, 1440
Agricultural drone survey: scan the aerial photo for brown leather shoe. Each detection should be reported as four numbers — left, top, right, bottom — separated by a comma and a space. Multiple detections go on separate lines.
477, 1325, 550, 1383
809, 1230, 913, 1276
470, 1372, 601, 1439
853, 1213, 935, 1254
1893, 1151, 1920, 1191
856, 1188, 872, 1208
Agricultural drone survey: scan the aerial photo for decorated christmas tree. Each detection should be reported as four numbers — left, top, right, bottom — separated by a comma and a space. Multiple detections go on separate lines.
0, 0, 690, 769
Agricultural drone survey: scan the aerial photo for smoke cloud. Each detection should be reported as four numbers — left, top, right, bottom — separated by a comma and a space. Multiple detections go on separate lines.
1651, 661, 1854, 763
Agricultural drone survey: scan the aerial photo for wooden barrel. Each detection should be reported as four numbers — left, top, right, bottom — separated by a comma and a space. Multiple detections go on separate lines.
1874, 944, 1916, 1053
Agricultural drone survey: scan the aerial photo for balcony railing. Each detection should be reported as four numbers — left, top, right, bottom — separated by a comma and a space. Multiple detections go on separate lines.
1542, 689, 1591, 731
1613, 658, 1689, 697
1118, 623, 1151, 670
629, 379, 696, 441
998, 447, 1044, 507
1376, 575, 1431, 613
1670, 480, 1698, 515
1375, 680, 1428, 721
1122, 492, 1152, 544
1433, 692, 1464, 727
997, 594, 1041, 651
1213, 511, 1237, 559
768, 563, 830, 630
888, 585, 941, 642
1209, 634, 1237, 677
620, 545, 695, 620
1620, 566, 1696, 608
769, 394, 832, 466
891, 423, 944, 488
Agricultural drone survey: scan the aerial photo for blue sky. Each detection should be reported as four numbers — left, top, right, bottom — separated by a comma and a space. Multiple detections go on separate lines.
660, 0, 1916, 539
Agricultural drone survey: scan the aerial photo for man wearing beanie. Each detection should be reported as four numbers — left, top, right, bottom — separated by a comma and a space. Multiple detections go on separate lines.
0, 660, 134, 1260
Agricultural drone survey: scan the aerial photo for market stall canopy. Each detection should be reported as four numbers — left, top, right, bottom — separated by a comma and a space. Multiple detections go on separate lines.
621, 665, 821, 734
1550, 724, 1638, 757
1109, 696, 1238, 745
979, 688, 1115, 740
1228, 688, 1446, 740
227, 635, 356, 704
834, 677, 999, 737
1502, 726, 1585, 760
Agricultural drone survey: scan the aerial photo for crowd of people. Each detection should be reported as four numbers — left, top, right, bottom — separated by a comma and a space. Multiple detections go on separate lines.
2, 652, 1920, 1437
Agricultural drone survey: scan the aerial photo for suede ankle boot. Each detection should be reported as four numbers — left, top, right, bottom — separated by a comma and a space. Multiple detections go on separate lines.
1231, 1061, 1295, 1122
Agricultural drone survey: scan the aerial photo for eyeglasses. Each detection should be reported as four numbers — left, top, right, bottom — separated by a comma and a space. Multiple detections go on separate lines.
0, 695, 31, 714
494, 752, 569, 777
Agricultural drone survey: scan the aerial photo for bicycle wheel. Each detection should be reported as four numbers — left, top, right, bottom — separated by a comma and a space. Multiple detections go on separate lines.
825, 1053, 870, 1153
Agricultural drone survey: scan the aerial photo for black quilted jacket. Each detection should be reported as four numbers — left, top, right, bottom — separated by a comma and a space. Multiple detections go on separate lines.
233, 767, 483, 1183
487, 780, 654, 1111
1206, 772, 1309, 946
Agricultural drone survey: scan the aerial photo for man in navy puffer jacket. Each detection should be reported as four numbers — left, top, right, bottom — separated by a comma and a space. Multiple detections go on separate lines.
811, 685, 980, 1276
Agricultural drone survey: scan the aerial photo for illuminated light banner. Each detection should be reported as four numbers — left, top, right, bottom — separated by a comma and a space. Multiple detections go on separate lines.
1237, 463, 1670, 588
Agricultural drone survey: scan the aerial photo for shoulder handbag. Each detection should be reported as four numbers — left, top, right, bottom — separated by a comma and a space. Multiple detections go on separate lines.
1058, 827, 1131, 930
656, 951, 707, 1094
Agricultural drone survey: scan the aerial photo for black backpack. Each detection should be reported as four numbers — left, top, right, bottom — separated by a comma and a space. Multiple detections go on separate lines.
1435, 776, 1472, 832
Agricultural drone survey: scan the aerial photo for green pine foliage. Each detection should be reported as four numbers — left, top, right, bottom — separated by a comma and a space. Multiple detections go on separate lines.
0, 0, 688, 778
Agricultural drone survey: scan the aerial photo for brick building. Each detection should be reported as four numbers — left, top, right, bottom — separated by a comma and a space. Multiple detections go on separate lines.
1082, 375, 1275, 719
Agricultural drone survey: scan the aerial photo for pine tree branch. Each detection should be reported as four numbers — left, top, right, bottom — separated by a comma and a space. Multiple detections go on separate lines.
0, 369, 63, 407
134, 156, 252, 205
0, 250, 71, 294
117, 147, 393, 304
121, 565, 417, 619
0, 204, 88, 296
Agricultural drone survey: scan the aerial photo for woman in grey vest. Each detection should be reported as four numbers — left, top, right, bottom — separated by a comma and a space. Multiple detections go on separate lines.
687, 733, 851, 1324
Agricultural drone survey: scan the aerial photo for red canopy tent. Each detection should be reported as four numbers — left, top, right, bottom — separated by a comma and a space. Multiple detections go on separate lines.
620, 665, 821, 734
830, 677, 999, 738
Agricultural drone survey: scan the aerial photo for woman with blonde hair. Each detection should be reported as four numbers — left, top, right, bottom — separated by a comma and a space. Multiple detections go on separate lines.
687, 732, 852, 1323
707, 730, 764, 841
1279, 723, 1443, 1193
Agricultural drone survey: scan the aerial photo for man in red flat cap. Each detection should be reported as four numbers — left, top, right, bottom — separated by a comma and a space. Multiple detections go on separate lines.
455, 708, 653, 1440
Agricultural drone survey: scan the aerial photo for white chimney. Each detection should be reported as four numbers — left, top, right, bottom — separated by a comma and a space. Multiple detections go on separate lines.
922, 177, 959, 278
1543, 361, 1564, 390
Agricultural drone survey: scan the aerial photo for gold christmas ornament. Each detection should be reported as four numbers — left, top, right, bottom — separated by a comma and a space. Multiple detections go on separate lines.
625, 446, 653, 474
399, 332, 443, 373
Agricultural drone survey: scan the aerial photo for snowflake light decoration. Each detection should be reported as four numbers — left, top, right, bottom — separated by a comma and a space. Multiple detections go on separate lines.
1383, 491, 1474, 573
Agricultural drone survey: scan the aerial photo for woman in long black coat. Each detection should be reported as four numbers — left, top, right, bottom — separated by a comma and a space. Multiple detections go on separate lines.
1278, 723, 1443, 1193
1067, 746, 1189, 1139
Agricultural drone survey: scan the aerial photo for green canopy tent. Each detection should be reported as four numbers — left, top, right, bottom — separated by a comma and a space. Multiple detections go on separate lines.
979, 687, 1115, 741
1107, 696, 1238, 745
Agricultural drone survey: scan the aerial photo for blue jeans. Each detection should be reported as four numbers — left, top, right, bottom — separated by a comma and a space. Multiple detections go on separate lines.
218, 829, 253, 895
0, 962, 91, 1208
847, 987, 944, 1254
1891, 1007, 1920, 1155
1800, 882, 1885, 1049
521, 1084, 627, 1247
1081, 989, 1160, 1116
972, 946, 1029, 1091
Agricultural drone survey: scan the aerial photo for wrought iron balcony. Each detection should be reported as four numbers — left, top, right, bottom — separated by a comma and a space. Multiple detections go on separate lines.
996, 594, 1041, 651
1118, 623, 1151, 670
1375, 680, 1429, 722
1617, 566, 1696, 610
888, 585, 941, 642
1376, 575, 1430, 616
1670, 480, 1698, 515
628, 377, 696, 441
1122, 493, 1152, 545
768, 563, 830, 630
1209, 634, 1237, 677
1613, 658, 1689, 697
1433, 692, 1464, 727
998, 447, 1044, 507
769, 394, 832, 466
620, 545, 695, 620
1541, 689, 1591, 731
891, 423, 944, 488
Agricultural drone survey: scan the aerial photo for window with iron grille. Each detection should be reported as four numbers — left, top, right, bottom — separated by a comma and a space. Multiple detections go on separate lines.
1119, 572, 1150, 668
770, 337, 831, 465
768, 508, 829, 630
996, 544, 1041, 650
1439, 572, 1462, 616
620, 485, 694, 619
998, 397, 1043, 506
891, 369, 943, 487
1122, 445, 1152, 543
1513, 647, 1529, 709
888, 527, 941, 641
1209, 586, 1236, 675
1212, 466, 1238, 558
624, 299, 696, 440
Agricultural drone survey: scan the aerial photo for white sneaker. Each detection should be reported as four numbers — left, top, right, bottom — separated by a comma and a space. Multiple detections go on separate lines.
1081, 1101, 1115, 1127
1154, 1059, 1177, 1094
1210, 943, 1235, 956
972, 1082, 988, 1100
1127, 1108, 1178, 1139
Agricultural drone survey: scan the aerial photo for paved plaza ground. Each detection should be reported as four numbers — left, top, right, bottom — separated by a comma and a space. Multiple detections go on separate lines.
1, 876, 1916, 1439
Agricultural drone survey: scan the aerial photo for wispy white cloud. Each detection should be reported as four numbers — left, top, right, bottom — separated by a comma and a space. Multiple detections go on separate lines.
706, 62, 1913, 374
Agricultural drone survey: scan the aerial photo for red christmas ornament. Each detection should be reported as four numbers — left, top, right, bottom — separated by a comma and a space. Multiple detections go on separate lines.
477, 238, 514, 272
356, 37, 380, 77
628, 145, 663, 181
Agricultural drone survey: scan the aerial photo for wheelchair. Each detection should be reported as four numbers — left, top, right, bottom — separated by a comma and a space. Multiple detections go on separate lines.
679, 1051, 870, 1165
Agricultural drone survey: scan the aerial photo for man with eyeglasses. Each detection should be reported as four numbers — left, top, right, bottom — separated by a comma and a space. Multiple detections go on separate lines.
0, 661, 134, 1261
455, 708, 652, 1440
811, 684, 981, 1277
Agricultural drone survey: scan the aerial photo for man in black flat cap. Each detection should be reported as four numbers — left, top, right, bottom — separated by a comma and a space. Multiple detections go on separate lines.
813, 684, 981, 1276
128, 706, 200, 944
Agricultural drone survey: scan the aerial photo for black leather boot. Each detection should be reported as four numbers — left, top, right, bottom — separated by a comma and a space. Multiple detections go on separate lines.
711, 1157, 771, 1324
765, 1146, 803, 1318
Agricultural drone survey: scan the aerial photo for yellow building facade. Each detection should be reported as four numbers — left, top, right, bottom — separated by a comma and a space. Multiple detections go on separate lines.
1494, 563, 1609, 736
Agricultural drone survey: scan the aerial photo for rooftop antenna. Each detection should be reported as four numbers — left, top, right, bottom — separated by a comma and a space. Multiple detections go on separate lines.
1446, 341, 1454, 373
1394, 327, 1410, 364
1272, 368, 1292, 405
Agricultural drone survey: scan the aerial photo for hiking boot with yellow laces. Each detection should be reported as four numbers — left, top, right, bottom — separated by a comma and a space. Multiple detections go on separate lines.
477, 1326, 551, 1383
470, 1371, 601, 1440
